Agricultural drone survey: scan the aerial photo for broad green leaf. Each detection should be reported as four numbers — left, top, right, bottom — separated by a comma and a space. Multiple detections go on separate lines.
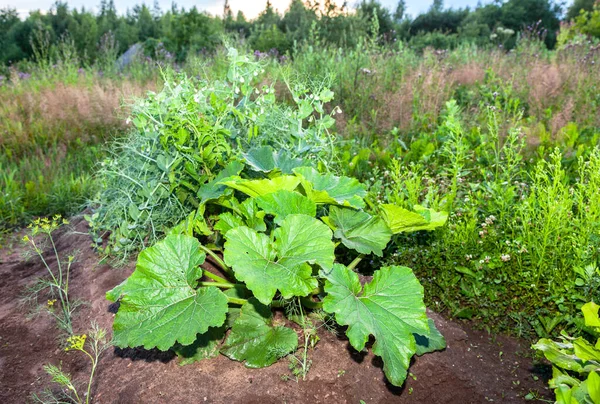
243, 146, 307, 174
328, 206, 392, 256
221, 298, 298, 368
243, 146, 276, 172
551, 367, 582, 388
555, 384, 575, 404
322, 264, 429, 386
414, 205, 448, 228
238, 198, 267, 231
573, 338, 600, 362
379, 204, 448, 234
173, 327, 225, 365
223, 214, 333, 305
587, 372, 600, 403
214, 212, 244, 234
582, 302, 600, 329
168, 207, 211, 237
533, 339, 584, 373
197, 161, 244, 204
214, 198, 266, 234
106, 235, 229, 350
414, 318, 447, 356
273, 152, 308, 175
293, 167, 366, 208
220, 175, 300, 197
256, 190, 316, 224
273, 214, 335, 269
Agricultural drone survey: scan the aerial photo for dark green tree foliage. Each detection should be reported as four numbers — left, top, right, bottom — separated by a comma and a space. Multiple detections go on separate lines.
0, 8, 22, 63
410, 2, 470, 34
0, 0, 568, 66
280, 0, 317, 44
500, 0, 562, 48
393, 0, 406, 23
357, 0, 395, 36
567, 0, 598, 20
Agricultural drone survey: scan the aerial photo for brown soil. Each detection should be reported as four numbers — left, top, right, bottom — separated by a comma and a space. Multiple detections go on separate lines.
0, 216, 551, 403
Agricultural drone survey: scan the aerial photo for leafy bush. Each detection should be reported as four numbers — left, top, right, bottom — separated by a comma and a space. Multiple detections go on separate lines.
89, 48, 339, 263
106, 152, 447, 386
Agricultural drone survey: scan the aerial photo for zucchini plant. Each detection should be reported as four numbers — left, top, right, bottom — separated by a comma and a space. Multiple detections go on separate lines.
533, 302, 600, 403
107, 147, 448, 386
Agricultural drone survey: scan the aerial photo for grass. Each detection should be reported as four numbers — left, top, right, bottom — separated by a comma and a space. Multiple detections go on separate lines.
0, 65, 158, 232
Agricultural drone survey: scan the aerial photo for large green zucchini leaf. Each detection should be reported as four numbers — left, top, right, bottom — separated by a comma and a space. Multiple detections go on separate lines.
197, 160, 244, 205
256, 190, 316, 224
173, 326, 225, 364
322, 264, 429, 386
380, 204, 448, 234
106, 235, 229, 350
414, 318, 447, 356
221, 298, 298, 368
223, 214, 334, 305
243, 146, 307, 174
327, 206, 392, 256
293, 166, 366, 208
219, 175, 300, 197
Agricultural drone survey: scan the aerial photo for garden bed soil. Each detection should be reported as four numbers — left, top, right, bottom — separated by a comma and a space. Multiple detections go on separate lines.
0, 216, 551, 403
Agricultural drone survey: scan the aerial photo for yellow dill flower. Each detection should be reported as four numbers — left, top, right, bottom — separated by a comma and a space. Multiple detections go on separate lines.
65, 334, 87, 352
47, 299, 57, 308
22, 235, 30, 242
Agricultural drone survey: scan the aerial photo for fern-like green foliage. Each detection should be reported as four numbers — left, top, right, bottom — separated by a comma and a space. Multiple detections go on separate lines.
89, 49, 339, 263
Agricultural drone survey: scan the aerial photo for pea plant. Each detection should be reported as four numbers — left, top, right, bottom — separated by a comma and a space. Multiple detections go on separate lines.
107, 146, 447, 386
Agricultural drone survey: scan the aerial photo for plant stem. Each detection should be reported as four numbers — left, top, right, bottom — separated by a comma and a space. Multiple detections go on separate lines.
81, 350, 96, 404
300, 297, 323, 310
198, 245, 234, 278
347, 254, 364, 271
203, 271, 229, 284
199, 281, 237, 289
227, 297, 247, 305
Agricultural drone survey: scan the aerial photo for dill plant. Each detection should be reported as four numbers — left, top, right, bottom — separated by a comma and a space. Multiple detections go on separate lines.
33, 323, 112, 404
22, 215, 78, 335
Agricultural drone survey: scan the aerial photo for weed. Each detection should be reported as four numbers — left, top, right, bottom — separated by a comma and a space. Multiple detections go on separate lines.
33, 322, 112, 404
22, 215, 77, 335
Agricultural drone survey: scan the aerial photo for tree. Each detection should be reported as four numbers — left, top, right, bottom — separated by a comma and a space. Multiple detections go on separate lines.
567, 0, 597, 20
280, 0, 316, 43
410, 4, 469, 35
431, 0, 444, 13
499, 0, 562, 48
357, 0, 395, 36
394, 0, 406, 22
256, 1, 280, 28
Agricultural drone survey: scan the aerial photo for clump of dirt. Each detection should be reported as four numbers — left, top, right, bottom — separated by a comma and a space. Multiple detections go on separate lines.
0, 216, 551, 403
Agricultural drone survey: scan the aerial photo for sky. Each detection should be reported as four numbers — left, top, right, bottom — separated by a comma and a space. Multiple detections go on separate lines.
2, 0, 492, 20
